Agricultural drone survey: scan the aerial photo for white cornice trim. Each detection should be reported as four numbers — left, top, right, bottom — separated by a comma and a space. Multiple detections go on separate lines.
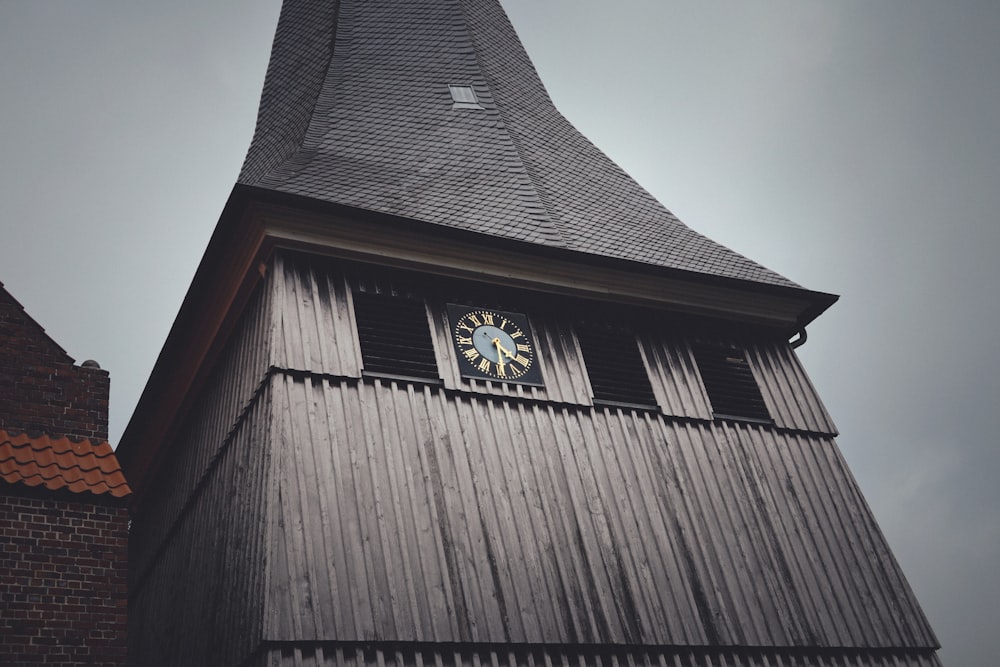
254, 203, 813, 328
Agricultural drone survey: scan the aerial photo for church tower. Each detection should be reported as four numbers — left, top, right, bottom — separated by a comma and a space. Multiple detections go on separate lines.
117, 1, 939, 665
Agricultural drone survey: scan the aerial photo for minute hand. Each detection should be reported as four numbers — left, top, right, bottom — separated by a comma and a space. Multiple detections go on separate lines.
492, 338, 516, 360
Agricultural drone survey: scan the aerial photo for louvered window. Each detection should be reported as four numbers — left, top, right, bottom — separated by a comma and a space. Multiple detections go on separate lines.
353, 291, 439, 381
691, 342, 770, 421
577, 322, 657, 407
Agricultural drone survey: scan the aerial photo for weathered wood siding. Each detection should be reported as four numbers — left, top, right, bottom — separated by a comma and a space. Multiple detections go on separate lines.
129, 284, 276, 666
263, 374, 935, 648
271, 252, 593, 405
639, 333, 838, 434
745, 341, 838, 434
131, 251, 928, 666
430, 300, 594, 406
130, 394, 272, 666
271, 253, 363, 377
252, 642, 943, 667
270, 252, 835, 433
255, 253, 928, 650
130, 284, 273, 577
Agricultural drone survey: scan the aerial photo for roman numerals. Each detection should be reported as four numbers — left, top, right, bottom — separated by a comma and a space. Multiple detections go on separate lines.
450, 306, 540, 385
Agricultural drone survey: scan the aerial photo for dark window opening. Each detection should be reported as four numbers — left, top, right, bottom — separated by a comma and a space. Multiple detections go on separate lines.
691, 342, 770, 421
353, 291, 439, 381
577, 322, 657, 408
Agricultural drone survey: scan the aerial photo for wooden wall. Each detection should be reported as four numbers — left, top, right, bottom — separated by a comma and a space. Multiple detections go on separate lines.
259, 252, 931, 648
128, 286, 275, 666
270, 252, 837, 433
250, 642, 942, 667
128, 250, 934, 666
264, 376, 932, 647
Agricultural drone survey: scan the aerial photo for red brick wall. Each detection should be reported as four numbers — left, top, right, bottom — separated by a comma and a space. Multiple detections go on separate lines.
0, 489, 128, 667
0, 288, 109, 442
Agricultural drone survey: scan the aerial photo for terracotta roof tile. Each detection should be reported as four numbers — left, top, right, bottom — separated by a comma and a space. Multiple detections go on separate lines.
0, 430, 131, 499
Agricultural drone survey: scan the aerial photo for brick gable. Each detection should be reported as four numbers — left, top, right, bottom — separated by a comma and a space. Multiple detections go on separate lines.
0, 282, 128, 666
0, 284, 109, 442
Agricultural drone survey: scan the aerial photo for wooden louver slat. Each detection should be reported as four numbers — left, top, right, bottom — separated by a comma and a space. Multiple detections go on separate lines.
576, 323, 657, 407
353, 291, 439, 380
691, 342, 771, 421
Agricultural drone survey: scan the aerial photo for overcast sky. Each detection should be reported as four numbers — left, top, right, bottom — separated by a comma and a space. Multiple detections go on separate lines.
1, 1, 996, 663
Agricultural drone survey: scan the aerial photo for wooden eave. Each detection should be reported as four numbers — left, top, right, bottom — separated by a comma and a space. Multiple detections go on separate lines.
117, 185, 838, 502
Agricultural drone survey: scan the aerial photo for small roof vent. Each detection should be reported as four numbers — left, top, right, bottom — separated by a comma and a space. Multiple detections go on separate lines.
449, 84, 483, 110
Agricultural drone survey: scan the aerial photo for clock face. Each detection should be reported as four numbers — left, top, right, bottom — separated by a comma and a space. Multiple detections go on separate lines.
446, 304, 543, 385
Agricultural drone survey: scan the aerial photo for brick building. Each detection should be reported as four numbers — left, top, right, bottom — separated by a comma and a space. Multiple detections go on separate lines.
0, 282, 130, 666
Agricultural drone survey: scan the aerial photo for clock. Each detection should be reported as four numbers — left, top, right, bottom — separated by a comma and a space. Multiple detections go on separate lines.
446, 304, 543, 385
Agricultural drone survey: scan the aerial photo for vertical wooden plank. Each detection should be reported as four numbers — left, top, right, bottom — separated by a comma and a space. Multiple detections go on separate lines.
316, 377, 360, 639
247, 374, 934, 650
639, 334, 713, 420
531, 313, 593, 406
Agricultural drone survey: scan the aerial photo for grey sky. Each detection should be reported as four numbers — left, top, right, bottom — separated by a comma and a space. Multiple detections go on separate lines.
1, 1, 996, 663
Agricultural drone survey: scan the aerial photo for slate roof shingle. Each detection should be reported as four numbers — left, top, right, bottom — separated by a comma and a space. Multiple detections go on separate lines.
239, 0, 800, 289
0, 430, 131, 498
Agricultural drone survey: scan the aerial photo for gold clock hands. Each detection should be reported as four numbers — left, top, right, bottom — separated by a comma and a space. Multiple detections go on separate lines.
492, 338, 506, 371
492, 338, 516, 360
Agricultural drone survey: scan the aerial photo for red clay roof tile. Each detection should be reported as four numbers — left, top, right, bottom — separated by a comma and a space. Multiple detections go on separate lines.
0, 430, 131, 498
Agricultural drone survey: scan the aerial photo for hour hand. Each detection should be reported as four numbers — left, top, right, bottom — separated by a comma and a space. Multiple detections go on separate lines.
492, 338, 516, 360
491, 338, 506, 367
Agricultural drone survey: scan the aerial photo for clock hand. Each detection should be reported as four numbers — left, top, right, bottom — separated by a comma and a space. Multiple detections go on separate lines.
492, 338, 506, 369
492, 338, 516, 360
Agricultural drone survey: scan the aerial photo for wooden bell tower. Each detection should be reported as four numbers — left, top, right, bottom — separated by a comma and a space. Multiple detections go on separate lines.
117, 1, 940, 666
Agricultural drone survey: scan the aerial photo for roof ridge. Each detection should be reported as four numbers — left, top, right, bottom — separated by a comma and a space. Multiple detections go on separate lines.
453, 0, 564, 248
459, 1, 797, 287
2, 430, 116, 454
239, 0, 341, 186
252, 0, 351, 191
260, 0, 348, 189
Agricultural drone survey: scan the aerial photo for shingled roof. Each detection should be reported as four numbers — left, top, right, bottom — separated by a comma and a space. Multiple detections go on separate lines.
239, 0, 799, 288
0, 431, 130, 499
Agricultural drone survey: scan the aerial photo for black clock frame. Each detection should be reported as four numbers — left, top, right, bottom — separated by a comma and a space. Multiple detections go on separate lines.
446, 303, 544, 386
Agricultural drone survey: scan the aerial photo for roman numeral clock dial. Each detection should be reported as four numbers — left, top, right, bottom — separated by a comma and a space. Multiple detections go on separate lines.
446, 304, 544, 386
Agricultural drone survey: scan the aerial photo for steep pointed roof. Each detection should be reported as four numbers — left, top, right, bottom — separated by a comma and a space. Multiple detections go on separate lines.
119, 0, 840, 491
239, 0, 798, 288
